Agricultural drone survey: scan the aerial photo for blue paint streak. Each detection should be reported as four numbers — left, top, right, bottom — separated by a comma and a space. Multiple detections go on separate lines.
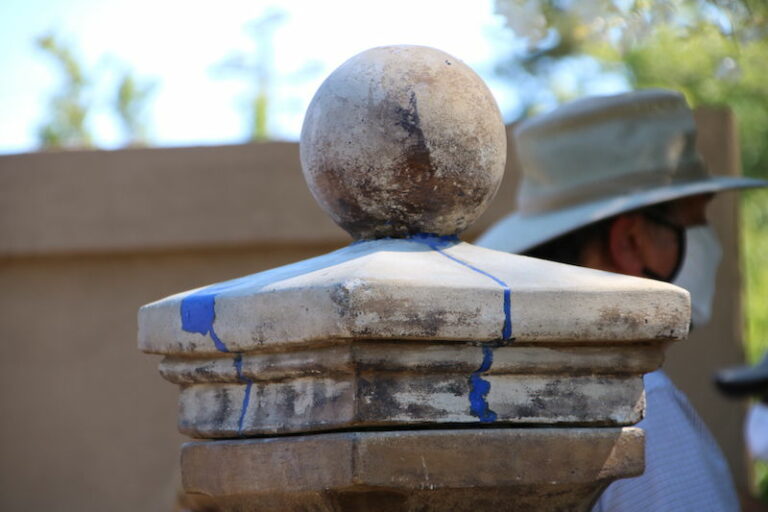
180, 280, 261, 434
233, 354, 254, 435
179, 234, 510, 431
407, 233, 510, 423
408, 234, 512, 341
408, 232, 460, 250
180, 281, 244, 352
469, 346, 498, 422
502, 289, 511, 340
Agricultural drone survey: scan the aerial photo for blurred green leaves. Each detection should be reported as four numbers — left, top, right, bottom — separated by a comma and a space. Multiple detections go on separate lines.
606, 24, 768, 180
742, 189, 768, 364
213, 8, 286, 142
36, 33, 157, 150
115, 71, 157, 147
494, 0, 768, 179
36, 34, 92, 149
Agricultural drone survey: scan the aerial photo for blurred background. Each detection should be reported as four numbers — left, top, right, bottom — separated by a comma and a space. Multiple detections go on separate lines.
1, 0, 766, 509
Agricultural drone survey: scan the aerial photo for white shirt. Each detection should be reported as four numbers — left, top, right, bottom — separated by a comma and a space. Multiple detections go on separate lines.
593, 370, 739, 512
746, 402, 768, 461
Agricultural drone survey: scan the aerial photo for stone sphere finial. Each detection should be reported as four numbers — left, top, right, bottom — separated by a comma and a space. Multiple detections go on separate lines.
300, 45, 507, 240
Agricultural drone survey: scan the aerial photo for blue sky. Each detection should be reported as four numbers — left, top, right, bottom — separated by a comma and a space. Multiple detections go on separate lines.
0, 0, 625, 154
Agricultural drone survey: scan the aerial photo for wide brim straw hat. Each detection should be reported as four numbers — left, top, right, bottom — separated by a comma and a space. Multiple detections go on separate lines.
476, 89, 767, 254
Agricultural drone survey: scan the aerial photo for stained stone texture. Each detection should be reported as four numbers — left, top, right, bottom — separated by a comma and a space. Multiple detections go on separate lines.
300, 46, 506, 239
139, 238, 688, 438
181, 428, 644, 512
162, 342, 654, 438
139, 239, 688, 354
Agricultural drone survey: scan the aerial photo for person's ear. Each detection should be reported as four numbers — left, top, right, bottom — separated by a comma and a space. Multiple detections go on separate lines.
607, 214, 645, 276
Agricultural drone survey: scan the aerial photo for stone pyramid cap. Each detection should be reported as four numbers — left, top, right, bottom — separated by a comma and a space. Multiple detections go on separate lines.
139, 236, 689, 355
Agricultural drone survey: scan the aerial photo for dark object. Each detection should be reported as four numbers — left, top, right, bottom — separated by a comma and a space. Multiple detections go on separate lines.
715, 353, 768, 399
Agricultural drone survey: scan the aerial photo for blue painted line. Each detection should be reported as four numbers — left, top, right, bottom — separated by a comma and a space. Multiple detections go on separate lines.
233, 354, 254, 435
469, 346, 498, 423
180, 280, 260, 434
408, 233, 512, 341
502, 288, 511, 340
407, 233, 509, 423
179, 234, 510, 431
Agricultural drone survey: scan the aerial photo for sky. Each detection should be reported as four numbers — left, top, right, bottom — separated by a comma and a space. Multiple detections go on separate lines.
0, 0, 626, 154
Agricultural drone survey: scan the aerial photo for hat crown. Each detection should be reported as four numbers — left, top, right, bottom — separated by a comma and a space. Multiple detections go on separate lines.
476, 89, 766, 254
514, 89, 707, 215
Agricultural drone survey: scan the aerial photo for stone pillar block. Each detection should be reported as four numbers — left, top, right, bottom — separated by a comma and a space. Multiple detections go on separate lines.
139, 45, 689, 511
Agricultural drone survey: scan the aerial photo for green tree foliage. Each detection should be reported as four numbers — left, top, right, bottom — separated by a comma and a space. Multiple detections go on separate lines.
494, 0, 768, 179
743, 189, 768, 361
215, 9, 287, 141
36, 34, 93, 149
36, 33, 157, 149
214, 9, 322, 142
597, 23, 768, 181
115, 70, 157, 146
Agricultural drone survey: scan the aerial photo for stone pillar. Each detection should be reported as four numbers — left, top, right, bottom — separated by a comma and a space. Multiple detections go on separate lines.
139, 45, 689, 511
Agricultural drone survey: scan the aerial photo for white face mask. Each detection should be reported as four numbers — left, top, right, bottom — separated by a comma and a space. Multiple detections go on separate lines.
672, 225, 723, 327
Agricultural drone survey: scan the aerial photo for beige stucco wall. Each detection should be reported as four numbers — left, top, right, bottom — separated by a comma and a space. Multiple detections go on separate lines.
0, 110, 748, 511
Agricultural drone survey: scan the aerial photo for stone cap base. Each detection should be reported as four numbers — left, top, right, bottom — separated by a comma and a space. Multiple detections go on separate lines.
182, 427, 643, 511
163, 341, 659, 437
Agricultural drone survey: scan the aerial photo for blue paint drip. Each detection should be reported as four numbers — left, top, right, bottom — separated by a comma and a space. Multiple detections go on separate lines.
180, 281, 260, 434
180, 281, 242, 352
469, 346, 498, 422
502, 288, 511, 340
407, 233, 510, 423
179, 234, 510, 432
233, 354, 254, 435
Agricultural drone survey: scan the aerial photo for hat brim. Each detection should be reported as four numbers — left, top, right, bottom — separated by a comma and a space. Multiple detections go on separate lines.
475, 176, 767, 254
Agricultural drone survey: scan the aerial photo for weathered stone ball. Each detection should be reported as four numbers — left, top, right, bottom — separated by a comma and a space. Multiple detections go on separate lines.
300, 45, 507, 239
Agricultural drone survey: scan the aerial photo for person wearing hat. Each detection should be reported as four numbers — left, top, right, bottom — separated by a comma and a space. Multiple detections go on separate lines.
477, 89, 767, 511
